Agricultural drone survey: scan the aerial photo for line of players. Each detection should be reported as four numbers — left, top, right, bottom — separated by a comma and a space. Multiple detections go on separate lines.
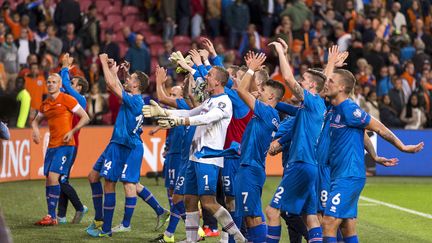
31, 35, 424, 243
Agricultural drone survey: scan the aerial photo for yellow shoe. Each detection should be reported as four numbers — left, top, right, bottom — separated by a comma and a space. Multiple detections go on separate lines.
198, 226, 206, 238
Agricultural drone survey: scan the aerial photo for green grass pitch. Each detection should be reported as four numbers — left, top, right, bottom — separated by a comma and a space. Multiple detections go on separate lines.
0, 176, 431, 242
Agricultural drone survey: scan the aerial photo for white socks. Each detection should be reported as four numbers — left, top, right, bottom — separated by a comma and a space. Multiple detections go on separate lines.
213, 206, 246, 242
185, 211, 200, 242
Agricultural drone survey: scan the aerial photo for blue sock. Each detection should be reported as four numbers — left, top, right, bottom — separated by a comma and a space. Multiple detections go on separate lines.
121, 197, 137, 227
248, 224, 267, 243
167, 189, 173, 209
165, 201, 183, 236
90, 182, 103, 221
228, 212, 242, 243
47, 185, 60, 219
138, 187, 165, 216
102, 193, 116, 233
323, 236, 337, 243
266, 225, 281, 243
344, 235, 358, 243
309, 227, 323, 243
337, 229, 344, 242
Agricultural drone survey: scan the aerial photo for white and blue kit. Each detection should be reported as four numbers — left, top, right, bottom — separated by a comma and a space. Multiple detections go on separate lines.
93, 90, 145, 183
235, 100, 279, 217
325, 99, 371, 218
271, 90, 325, 215
169, 93, 232, 196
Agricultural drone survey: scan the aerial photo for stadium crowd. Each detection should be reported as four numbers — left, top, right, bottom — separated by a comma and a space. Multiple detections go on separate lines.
0, 0, 431, 130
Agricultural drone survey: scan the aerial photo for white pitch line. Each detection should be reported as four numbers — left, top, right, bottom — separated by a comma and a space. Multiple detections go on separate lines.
360, 196, 432, 219
358, 203, 378, 206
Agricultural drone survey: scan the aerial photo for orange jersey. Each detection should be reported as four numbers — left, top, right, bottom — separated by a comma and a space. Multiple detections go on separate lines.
40, 93, 80, 148
25, 74, 48, 110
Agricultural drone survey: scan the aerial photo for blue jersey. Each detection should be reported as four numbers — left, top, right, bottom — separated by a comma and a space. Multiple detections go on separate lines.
176, 98, 196, 163
288, 90, 326, 165
110, 90, 145, 148
316, 104, 334, 166
275, 116, 295, 168
166, 125, 185, 155
224, 88, 250, 119
328, 99, 371, 179
240, 100, 279, 168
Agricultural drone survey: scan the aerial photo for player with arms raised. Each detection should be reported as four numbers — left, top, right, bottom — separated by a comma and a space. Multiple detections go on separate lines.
322, 69, 424, 243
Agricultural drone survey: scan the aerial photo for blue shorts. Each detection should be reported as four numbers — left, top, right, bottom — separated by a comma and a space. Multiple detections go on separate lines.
317, 164, 331, 213
221, 157, 240, 197
95, 142, 137, 183
273, 162, 318, 215
324, 178, 366, 219
59, 146, 78, 183
235, 165, 266, 217
165, 153, 182, 189
44, 146, 75, 176
184, 161, 220, 196
121, 144, 144, 183
174, 161, 188, 195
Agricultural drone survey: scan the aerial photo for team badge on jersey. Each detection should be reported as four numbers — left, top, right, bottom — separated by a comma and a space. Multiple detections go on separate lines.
218, 102, 226, 109
353, 109, 362, 118
335, 114, 341, 123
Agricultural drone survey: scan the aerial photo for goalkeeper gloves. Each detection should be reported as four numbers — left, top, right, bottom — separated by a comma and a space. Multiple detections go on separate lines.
142, 100, 169, 118
157, 116, 186, 128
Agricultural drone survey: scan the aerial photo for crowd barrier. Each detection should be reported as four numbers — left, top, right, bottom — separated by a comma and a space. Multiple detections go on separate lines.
0, 127, 430, 183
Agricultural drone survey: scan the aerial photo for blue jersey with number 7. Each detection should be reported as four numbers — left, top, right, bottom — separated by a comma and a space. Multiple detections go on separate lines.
110, 90, 145, 148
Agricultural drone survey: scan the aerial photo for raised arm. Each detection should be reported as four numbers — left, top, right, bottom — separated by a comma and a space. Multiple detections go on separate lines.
363, 131, 399, 167
60, 53, 86, 108
323, 45, 349, 79
269, 40, 304, 101
99, 53, 123, 99
155, 66, 178, 108
366, 117, 424, 153
237, 52, 267, 110
158, 104, 227, 128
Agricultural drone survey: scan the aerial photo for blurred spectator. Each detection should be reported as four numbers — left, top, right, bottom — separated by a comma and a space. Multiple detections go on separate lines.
40, 0, 56, 24
388, 78, 406, 116
412, 19, 432, 56
365, 90, 380, 121
260, 0, 275, 37
85, 44, 101, 71
54, 0, 81, 34
15, 28, 35, 67
158, 40, 176, 77
191, 0, 204, 39
100, 30, 120, 63
176, 0, 191, 36
87, 62, 104, 89
2, 9, 34, 41
379, 95, 405, 128
352, 84, 367, 109
14, 77, 30, 128
18, 54, 38, 78
0, 33, 19, 90
108, 91, 121, 124
160, 0, 176, 41
41, 24, 62, 64
226, 0, 250, 48
239, 24, 262, 57
61, 23, 83, 59
334, 24, 351, 52
400, 93, 427, 129
87, 83, 108, 125
364, 40, 385, 78
412, 39, 431, 74
392, 2, 407, 34
407, 0, 423, 33
35, 21, 48, 53
377, 66, 392, 97
400, 61, 417, 102
0, 22, 6, 44
16, 0, 44, 30
24, 63, 47, 121
206, 0, 222, 38
80, 4, 100, 50
280, 0, 312, 33
0, 62, 6, 93
125, 34, 150, 74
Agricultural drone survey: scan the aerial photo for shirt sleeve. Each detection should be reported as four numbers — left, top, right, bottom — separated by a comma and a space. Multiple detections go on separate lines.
209, 55, 224, 67
275, 102, 299, 116
60, 68, 87, 109
343, 103, 371, 128
302, 89, 317, 110
63, 94, 80, 113
189, 99, 231, 125
254, 100, 279, 129
197, 64, 209, 78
